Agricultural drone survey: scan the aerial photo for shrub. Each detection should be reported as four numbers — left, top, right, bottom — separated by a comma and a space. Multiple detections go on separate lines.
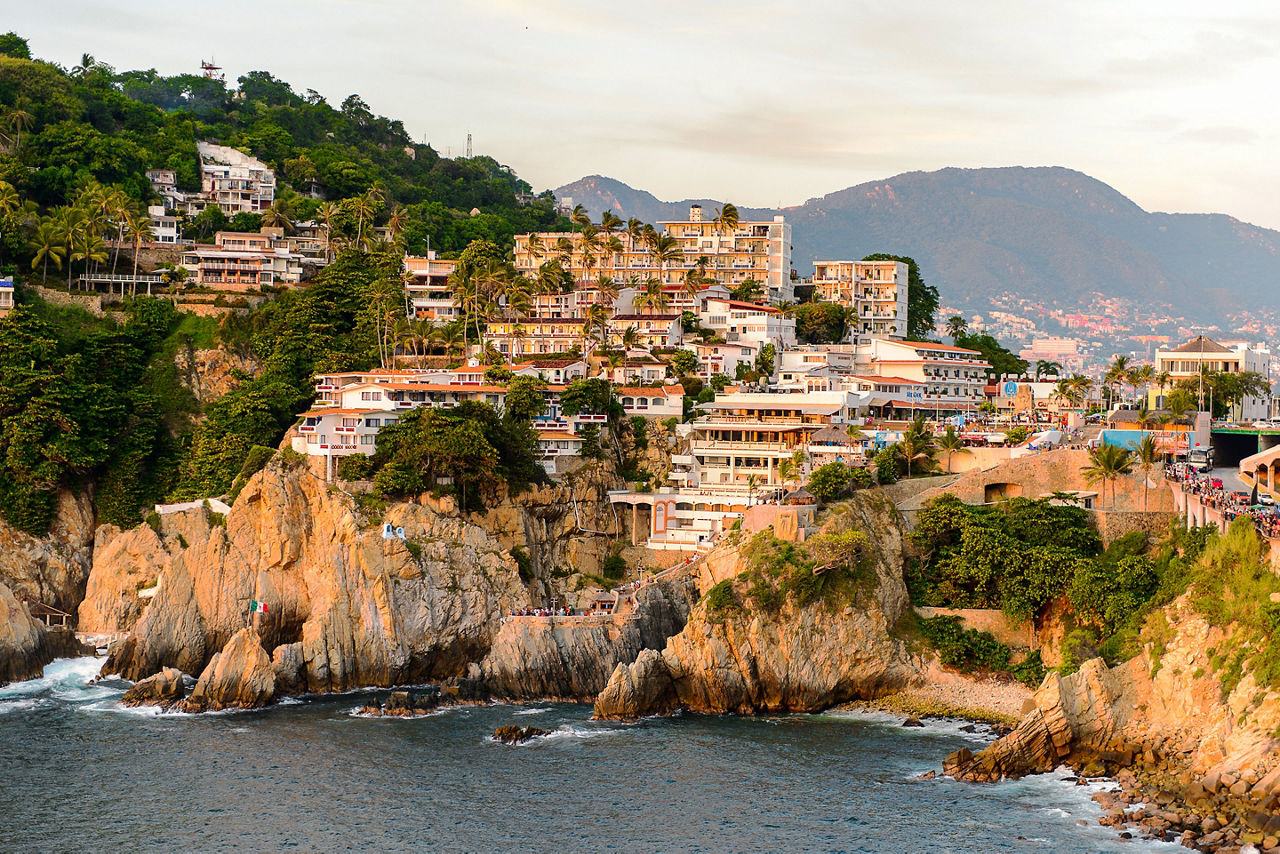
1011, 650, 1047, 688
337, 453, 375, 481
705, 580, 739, 618
227, 444, 276, 502
809, 462, 853, 503
145, 511, 162, 534
917, 615, 1012, 672
602, 554, 627, 582
403, 540, 422, 560
848, 466, 873, 489
510, 546, 534, 582
874, 447, 898, 484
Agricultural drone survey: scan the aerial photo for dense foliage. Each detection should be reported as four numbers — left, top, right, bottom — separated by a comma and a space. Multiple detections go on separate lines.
0, 298, 197, 533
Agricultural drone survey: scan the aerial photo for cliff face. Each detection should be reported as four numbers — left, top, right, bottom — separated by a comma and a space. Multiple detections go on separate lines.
0, 581, 82, 685
947, 598, 1280, 785
0, 489, 95, 614
98, 456, 530, 701
175, 347, 257, 404
594, 493, 920, 719
479, 573, 697, 701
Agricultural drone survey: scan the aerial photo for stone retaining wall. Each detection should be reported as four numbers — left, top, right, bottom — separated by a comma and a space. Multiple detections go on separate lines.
913, 606, 1036, 648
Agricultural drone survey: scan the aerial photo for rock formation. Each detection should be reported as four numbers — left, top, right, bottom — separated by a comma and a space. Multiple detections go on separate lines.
0, 581, 83, 686
99, 455, 530, 696
0, 489, 96, 615
121, 666, 187, 708
174, 347, 257, 404
946, 597, 1280, 787
179, 628, 275, 712
479, 572, 697, 701
595, 493, 920, 719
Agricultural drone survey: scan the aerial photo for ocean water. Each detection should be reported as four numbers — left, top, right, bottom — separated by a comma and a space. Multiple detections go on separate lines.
0, 658, 1180, 853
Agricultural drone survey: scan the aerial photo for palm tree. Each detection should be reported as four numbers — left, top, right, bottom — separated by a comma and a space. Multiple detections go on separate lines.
647, 233, 682, 287
1153, 370, 1172, 408
570, 204, 591, 231
746, 473, 759, 506
599, 210, 622, 236
0, 180, 17, 265
1034, 360, 1062, 380
1127, 363, 1156, 407
352, 190, 379, 246
936, 426, 971, 473
317, 201, 340, 262
386, 205, 410, 245
1136, 434, 1159, 512
7, 106, 33, 149
72, 53, 97, 78
31, 220, 66, 284
261, 200, 295, 233
1104, 356, 1131, 408
896, 416, 939, 477
945, 315, 968, 342
127, 215, 154, 295
73, 232, 108, 293
712, 202, 739, 236
1082, 444, 1135, 508
367, 276, 404, 368
636, 277, 670, 314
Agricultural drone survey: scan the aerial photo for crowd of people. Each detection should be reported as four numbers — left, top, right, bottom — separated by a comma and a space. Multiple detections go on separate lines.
1168, 465, 1280, 539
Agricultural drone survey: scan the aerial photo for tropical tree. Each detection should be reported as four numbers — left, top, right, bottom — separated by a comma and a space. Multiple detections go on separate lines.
31, 220, 66, 283
0, 180, 17, 264
1104, 356, 1131, 408
896, 416, 939, 477
260, 200, 294, 233
317, 201, 340, 262
945, 315, 968, 342
647, 233, 682, 287
1034, 360, 1062, 380
7, 106, 33, 149
936, 426, 971, 473
1082, 444, 1135, 508
127, 214, 154, 296
1136, 434, 1159, 512
713, 202, 739, 236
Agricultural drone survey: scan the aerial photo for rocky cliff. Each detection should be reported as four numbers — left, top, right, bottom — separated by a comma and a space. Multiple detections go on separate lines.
947, 596, 1280, 785
479, 572, 698, 701
594, 493, 920, 719
0, 490, 96, 685
98, 455, 531, 705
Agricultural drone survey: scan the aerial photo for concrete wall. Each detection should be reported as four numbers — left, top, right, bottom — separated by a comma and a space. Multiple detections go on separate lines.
913, 606, 1035, 648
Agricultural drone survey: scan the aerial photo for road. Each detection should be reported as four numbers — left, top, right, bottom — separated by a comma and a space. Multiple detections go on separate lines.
1212, 466, 1250, 493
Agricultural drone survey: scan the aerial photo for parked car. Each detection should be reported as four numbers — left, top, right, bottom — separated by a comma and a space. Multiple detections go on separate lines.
1232, 490, 1251, 501
1259, 494, 1276, 506
1211, 478, 1224, 489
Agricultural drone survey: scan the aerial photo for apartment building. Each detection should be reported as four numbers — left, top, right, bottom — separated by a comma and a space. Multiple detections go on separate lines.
617, 385, 684, 417
180, 230, 306, 290
147, 205, 181, 244
605, 314, 682, 349
0, 277, 13, 316
196, 141, 276, 215
811, 259, 909, 342
698, 298, 796, 351
856, 339, 990, 414
513, 206, 793, 303
605, 355, 668, 385
486, 317, 590, 358
1153, 335, 1272, 419
404, 253, 459, 320
510, 357, 588, 385
687, 341, 759, 380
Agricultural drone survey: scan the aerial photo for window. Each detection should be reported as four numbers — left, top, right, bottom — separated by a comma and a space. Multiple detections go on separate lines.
360, 391, 382, 401
360, 435, 374, 445
366, 418, 380, 428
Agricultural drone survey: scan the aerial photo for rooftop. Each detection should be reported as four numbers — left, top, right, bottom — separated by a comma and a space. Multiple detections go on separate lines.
1168, 335, 1233, 354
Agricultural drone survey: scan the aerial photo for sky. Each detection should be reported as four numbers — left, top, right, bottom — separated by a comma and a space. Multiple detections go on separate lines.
8, 0, 1280, 228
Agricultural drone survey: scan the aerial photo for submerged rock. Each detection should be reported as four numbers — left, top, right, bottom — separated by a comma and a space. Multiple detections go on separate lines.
121, 666, 187, 708
493, 725, 549, 744
902, 717, 925, 727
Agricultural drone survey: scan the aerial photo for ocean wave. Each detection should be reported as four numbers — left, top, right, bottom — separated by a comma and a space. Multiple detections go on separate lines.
512, 707, 548, 716
489, 723, 623, 746
821, 708, 1000, 742
0, 656, 107, 701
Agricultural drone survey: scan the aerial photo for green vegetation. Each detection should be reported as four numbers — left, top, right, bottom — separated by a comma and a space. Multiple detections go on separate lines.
809, 462, 855, 502
705, 530, 871, 615
793, 302, 848, 344
510, 546, 534, 582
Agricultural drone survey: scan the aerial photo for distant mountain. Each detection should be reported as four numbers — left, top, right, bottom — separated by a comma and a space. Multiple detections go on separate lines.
556, 168, 1280, 322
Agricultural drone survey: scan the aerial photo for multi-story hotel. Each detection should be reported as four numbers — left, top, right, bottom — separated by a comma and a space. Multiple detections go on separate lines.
180, 230, 307, 290
855, 339, 990, 414
1153, 336, 1272, 420
811, 259, 909, 342
195, 141, 276, 215
513, 205, 793, 303
404, 253, 459, 320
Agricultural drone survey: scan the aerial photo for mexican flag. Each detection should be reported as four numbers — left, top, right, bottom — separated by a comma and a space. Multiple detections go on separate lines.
250, 600, 269, 614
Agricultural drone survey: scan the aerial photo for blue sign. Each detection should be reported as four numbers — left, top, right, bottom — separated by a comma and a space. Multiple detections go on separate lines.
1003, 381, 1018, 397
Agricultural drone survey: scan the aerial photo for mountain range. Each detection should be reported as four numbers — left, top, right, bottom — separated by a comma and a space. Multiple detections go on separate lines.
555, 168, 1280, 324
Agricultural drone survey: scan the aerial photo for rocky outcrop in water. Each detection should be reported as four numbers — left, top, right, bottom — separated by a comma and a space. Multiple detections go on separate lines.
99, 456, 529, 696
121, 666, 187, 708
179, 627, 275, 712
479, 573, 697, 701
493, 725, 549, 744
0, 581, 83, 686
594, 494, 920, 719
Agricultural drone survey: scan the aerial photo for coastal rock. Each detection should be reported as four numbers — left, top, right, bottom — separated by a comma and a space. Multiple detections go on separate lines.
175, 347, 257, 404
478, 573, 697, 701
180, 628, 275, 712
99, 456, 528, 695
493, 725, 549, 744
121, 666, 187, 707
0, 581, 84, 686
0, 489, 96, 615
595, 493, 918, 719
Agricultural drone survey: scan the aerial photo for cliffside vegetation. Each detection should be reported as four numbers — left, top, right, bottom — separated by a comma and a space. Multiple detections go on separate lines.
704, 530, 871, 619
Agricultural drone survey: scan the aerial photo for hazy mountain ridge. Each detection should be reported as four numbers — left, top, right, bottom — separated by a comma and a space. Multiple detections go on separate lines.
556, 167, 1280, 321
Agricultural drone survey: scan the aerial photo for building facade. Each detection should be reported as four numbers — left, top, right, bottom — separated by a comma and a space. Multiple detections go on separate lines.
811, 259, 909, 342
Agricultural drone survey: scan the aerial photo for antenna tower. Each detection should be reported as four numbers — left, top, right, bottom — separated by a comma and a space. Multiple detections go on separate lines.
466, 133, 473, 158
